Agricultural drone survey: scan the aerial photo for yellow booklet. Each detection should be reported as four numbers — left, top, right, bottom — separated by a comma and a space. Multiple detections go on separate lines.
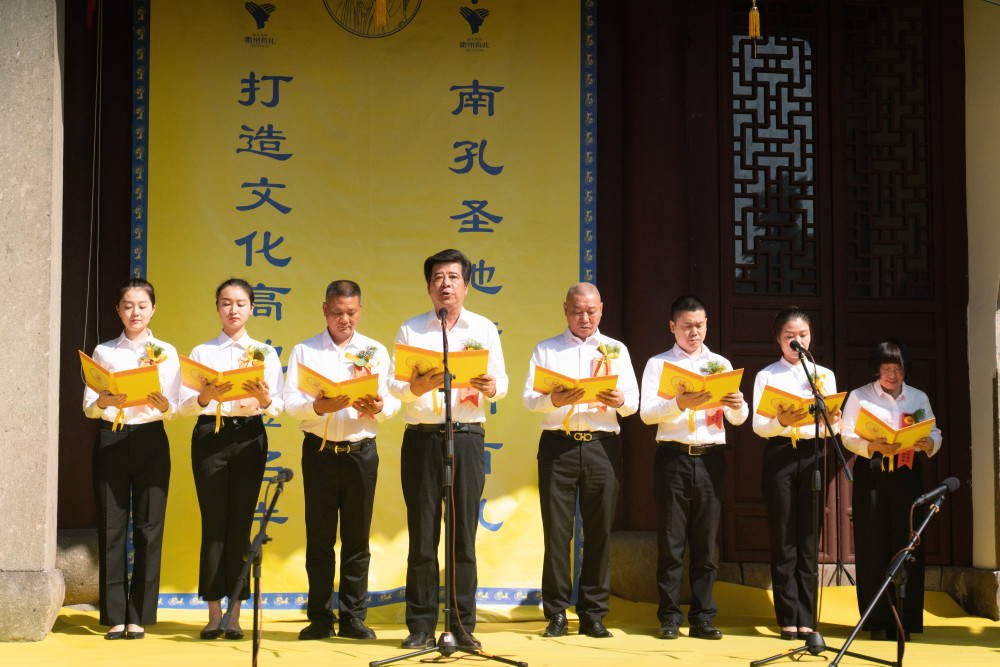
532, 366, 619, 405
656, 361, 744, 410
296, 363, 379, 403
79, 351, 162, 408
179, 355, 264, 402
755, 385, 847, 427
393, 344, 489, 389
854, 406, 935, 450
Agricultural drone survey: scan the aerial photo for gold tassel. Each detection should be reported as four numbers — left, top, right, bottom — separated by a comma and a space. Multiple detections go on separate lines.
375, 0, 387, 29
749, 0, 761, 57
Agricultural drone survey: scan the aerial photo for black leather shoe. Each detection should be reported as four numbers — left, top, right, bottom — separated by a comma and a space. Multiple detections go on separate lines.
542, 612, 568, 637
105, 629, 126, 640
298, 621, 333, 641
338, 617, 376, 640
224, 629, 245, 640
579, 621, 613, 638
657, 621, 680, 639
455, 633, 482, 650
401, 631, 435, 648
199, 628, 222, 640
690, 621, 723, 640
780, 629, 797, 640
125, 629, 145, 640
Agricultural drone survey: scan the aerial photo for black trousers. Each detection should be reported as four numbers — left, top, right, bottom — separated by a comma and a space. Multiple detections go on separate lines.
301, 433, 378, 625
761, 437, 821, 629
654, 445, 725, 625
537, 430, 621, 624
852, 453, 926, 633
93, 420, 170, 627
400, 425, 485, 634
191, 415, 267, 601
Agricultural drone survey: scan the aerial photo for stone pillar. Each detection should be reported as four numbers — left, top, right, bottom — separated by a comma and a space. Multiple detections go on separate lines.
0, 0, 66, 642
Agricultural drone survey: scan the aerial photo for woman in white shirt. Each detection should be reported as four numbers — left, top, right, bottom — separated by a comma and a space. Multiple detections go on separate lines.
83, 278, 180, 640
752, 307, 839, 640
178, 278, 284, 639
841, 339, 941, 641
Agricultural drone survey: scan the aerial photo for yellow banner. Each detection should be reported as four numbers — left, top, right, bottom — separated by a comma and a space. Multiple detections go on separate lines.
142, 0, 594, 621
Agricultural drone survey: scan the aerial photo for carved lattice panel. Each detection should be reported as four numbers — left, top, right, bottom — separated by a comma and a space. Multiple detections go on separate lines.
843, 4, 932, 299
731, 32, 818, 295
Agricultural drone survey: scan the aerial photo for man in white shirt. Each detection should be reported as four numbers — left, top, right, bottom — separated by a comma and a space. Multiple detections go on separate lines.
522, 282, 639, 639
283, 280, 400, 641
639, 295, 747, 641
387, 249, 507, 651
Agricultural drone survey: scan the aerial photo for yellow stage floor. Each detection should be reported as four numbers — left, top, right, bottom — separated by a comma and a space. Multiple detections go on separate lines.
3, 584, 998, 666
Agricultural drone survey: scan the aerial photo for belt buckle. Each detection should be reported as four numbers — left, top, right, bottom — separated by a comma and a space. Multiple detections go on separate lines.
334, 443, 350, 454
573, 432, 593, 442
688, 444, 702, 455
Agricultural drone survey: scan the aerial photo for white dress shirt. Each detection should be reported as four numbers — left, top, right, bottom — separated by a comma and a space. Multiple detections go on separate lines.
639, 344, 747, 444
521, 327, 639, 433
283, 328, 400, 441
841, 381, 942, 458
387, 308, 507, 424
178, 331, 284, 418
83, 330, 181, 423
752, 357, 839, 439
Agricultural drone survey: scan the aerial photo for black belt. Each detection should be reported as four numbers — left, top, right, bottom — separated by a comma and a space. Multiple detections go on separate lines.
659, 440, 728, 456
307, 433, 373, 454
768, 436, 819, 447
99, 420, 164, 432
547, 430, 617, 443
196, 414, 262, 429
406, 422, 485, 436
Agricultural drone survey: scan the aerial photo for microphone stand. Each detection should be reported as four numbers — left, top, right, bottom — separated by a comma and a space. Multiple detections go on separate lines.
218, 473, 288, 667
372, 310, 526, 667
830, 492, 950, 666
751, 345, 851, 666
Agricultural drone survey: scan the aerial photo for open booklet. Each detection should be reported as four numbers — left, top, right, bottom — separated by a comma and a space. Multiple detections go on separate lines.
79, 350, 161, 408
179, 355, 264, 403
532, 366, 619, 405
656, 360, 744, 411
393, 344, 489, 390
755, 385, 847, 428
296, 363, 379, 403
853, 406, 936, 450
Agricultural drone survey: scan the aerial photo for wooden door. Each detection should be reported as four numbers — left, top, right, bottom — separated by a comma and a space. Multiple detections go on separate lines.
716, 0, 971, 567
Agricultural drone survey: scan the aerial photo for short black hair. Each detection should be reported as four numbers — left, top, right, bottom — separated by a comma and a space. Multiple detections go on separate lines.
423, 249, 472, 285
116, 278, 155, 306
670, 294, 706, 321
869, 339, 911, 376
772, 306, 810, 341
325, 280, 361, 301
215, 278, 255, 306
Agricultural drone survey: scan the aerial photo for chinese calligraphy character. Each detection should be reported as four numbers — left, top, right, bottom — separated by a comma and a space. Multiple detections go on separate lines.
451, 199, 503, 233
234, 230, 292, 267
236, 124, 292, 161
450, 80, 504, 116
239, 72, 293, 107
251, 283, 291, 320
450, 140, 503, 175
236, 177, 291, 214
470, 259, 502, 294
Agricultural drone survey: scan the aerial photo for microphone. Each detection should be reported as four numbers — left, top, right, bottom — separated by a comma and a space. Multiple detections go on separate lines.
789, 340, 810, 356
272, 468, 294, 483
438, 308, 448, 322
912, 476, 959, 507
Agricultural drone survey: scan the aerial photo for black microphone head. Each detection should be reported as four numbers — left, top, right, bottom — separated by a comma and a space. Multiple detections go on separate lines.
942, 476, 960, 493
438, 308, 448, 321
275, 468, 293, 482
789, 340, 803, 352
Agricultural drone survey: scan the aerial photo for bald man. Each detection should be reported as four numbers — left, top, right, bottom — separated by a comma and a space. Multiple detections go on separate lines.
522, 283, 639, 638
